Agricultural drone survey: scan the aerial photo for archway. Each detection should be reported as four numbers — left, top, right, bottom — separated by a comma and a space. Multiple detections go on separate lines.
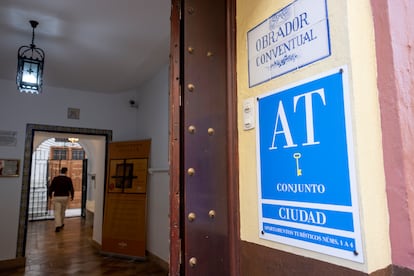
29, 137, 86, 221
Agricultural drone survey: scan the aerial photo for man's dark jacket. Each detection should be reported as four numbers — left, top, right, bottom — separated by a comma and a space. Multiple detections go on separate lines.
49, 175, 74, 199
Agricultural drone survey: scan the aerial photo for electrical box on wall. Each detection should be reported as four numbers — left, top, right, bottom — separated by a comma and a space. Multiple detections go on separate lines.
243, 97, 255, 130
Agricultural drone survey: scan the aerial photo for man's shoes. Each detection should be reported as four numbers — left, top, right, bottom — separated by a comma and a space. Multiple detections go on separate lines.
55, 224, 64, 232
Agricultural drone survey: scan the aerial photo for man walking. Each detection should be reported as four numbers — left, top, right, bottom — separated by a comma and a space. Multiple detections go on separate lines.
49, 167, 74, 232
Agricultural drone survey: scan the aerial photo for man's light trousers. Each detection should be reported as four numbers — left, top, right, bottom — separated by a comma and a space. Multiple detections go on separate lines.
53, 196, 69, 227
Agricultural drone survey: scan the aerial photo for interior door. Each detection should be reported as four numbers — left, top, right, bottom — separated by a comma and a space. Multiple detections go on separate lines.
81, 159, 87, 217
169, 0, 238, 274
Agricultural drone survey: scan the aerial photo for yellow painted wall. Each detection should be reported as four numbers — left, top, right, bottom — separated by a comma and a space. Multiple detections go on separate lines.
236, 0, 391, 272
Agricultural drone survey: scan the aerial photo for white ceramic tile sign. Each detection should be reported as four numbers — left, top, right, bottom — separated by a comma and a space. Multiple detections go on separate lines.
256, 67, 364, 263
248, 0, 331, 87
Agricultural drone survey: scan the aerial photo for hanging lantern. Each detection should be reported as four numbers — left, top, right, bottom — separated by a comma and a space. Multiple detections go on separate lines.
16, 20, 45, 94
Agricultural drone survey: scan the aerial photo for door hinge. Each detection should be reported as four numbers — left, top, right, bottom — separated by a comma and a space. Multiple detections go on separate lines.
179, 238, 182, 264
178, 0, 182, 21
179, 84, 182, 107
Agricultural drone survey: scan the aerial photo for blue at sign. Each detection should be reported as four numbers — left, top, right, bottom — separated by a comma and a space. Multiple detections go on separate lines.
258, 71, 350, 206
256, 68, 363, 262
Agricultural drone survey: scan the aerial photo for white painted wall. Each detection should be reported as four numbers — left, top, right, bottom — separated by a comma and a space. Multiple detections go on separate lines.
0, 64, 170, 264
135, 65, 170, 262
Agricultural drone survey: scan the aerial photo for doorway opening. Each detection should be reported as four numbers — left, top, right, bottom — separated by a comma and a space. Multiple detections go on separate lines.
16, 124, 112, 258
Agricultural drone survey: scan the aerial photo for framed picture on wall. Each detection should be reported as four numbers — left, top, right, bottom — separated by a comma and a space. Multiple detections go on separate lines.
0, 159, 20, 177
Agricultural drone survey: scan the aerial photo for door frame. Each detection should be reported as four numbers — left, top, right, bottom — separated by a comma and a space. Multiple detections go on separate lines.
168, 0, 239, 274
16, 123, 112, 257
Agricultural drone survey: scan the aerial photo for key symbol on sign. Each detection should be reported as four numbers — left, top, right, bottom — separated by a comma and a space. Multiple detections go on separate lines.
293, 153, 302, 176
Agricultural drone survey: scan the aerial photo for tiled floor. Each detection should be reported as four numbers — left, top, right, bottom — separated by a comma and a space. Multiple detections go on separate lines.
2, 218, 168, 275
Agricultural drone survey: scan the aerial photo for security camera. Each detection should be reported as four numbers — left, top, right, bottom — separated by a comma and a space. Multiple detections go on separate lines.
129, 100, 139, 109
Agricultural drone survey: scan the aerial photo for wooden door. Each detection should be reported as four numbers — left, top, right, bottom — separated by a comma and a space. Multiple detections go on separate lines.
169, 0, 238, 274
102, 140, 150, 258
81, 159, 87, 217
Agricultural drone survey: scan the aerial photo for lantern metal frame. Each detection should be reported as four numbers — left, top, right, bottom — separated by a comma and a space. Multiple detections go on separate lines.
16, 20, 45, 94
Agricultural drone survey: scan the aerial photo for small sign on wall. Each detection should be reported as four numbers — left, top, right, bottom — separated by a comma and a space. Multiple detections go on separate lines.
0, 130, 17, 147
247, 0, 331, 87
68, 107, 80, 120
0, 159, 20, 177
256, 67, 364, 263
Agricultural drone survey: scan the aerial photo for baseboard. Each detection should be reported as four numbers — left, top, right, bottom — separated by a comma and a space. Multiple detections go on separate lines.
0, 257, 26, 270
146, 251, 169, 272
90, 238, 102, 251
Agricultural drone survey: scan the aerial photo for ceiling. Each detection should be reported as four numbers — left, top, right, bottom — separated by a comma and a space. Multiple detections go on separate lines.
0, 0, 171, 94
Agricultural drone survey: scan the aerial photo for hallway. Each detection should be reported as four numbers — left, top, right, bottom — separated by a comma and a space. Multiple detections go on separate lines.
2, 218, 168, 275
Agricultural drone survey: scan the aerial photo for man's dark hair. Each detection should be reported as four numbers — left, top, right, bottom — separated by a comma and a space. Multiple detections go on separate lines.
61, 167, 68, 174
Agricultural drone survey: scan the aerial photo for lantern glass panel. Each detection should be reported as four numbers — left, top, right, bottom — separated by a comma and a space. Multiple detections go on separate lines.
22, 61, 39, 84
